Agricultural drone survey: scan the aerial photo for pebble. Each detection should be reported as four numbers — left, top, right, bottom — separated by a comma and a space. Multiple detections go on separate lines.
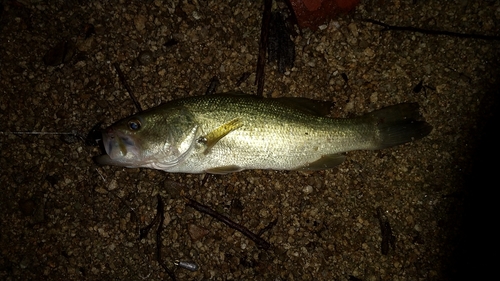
137, 50, 155, 66
188, 224, 209, 241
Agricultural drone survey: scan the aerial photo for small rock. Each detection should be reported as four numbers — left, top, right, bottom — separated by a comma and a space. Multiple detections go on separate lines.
134, 15, 147, 32
348, 22, 358, 37
364, 47, 374, 57
188, 224, 209, 241
137, 50, 155, 66
302, 185, 314, 194
108, 179, 118, 190
95, 187, 108, 194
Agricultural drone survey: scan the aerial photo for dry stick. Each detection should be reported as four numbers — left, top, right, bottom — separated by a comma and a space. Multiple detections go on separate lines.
364, 19, 500, 41
155, 195, 177, 281
113, 63, 143, 112
139, 196, 176, 281
205, 76, 219, 95
376, 207, 396, 255
138, 209, 160, 240
255, 0, 272, 97
257, 218, 278, 237
236, 72, 251, 87
199, 174, 213, 189
186, 198, 271, 250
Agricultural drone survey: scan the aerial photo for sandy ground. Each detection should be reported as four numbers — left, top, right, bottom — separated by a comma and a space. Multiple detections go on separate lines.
1, 0, 499, 280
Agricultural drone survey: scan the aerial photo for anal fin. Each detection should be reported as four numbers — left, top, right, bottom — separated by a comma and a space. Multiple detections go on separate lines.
295, 154, 346, 171
205, 165, 243, 174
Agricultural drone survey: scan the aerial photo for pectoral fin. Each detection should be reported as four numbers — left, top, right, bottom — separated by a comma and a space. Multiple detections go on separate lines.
296, 154, 346, 171
205, 165, 243, 174
199, 118, 243, 154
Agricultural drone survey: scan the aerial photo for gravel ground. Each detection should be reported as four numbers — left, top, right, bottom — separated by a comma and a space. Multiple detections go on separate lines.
1, 0, 498, 280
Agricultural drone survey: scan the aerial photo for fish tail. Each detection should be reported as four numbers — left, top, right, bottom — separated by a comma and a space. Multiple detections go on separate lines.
365, 103, 432, 149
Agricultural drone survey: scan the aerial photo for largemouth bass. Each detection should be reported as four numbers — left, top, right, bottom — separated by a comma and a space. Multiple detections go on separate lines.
94, 93, 432, 174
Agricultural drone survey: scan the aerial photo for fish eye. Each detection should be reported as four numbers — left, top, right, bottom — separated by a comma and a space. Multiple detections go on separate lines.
128, 119, 141, 131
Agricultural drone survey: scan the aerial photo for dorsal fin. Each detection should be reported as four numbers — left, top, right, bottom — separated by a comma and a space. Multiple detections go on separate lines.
275, 97, 334, 116
214, 92, 334, 117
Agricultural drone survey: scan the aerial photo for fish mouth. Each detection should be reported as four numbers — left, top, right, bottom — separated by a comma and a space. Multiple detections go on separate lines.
101, 129, 117, 157
94, 127, 140, 166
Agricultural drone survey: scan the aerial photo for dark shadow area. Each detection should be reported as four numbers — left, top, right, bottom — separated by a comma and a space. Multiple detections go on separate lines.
449, 57, 499, 280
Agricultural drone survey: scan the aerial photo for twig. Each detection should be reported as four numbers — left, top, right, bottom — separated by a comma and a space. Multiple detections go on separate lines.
186, 198, 271, 250
139, 195, 176, 281
376, 207, 396, 255
255, 0, 272, 97
155, 195, 176, 280
268, 12, 295, 74
257, 218, 278, 237
235, 72, 251, 87
199, 174, 213, 188
363, 18, 500, 41
156, 195, 176, 281
113, 62, 143, 112
205, 76, 219, 95
138, 209, 160, 240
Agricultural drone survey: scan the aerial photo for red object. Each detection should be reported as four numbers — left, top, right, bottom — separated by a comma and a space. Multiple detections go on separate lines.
287, 0, 360, 30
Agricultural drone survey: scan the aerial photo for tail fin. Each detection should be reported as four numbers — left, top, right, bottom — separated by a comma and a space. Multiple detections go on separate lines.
365, 103, 432, 149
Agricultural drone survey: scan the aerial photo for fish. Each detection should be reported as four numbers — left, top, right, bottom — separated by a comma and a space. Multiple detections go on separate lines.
94, 93, 432, 174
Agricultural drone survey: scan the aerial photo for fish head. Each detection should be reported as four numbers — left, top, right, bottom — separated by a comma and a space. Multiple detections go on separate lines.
94, 106, 199, 170
101, 118, 143, 163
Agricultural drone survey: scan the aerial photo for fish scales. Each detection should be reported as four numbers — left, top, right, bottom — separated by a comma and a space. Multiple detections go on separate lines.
173, 96, 365, 171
